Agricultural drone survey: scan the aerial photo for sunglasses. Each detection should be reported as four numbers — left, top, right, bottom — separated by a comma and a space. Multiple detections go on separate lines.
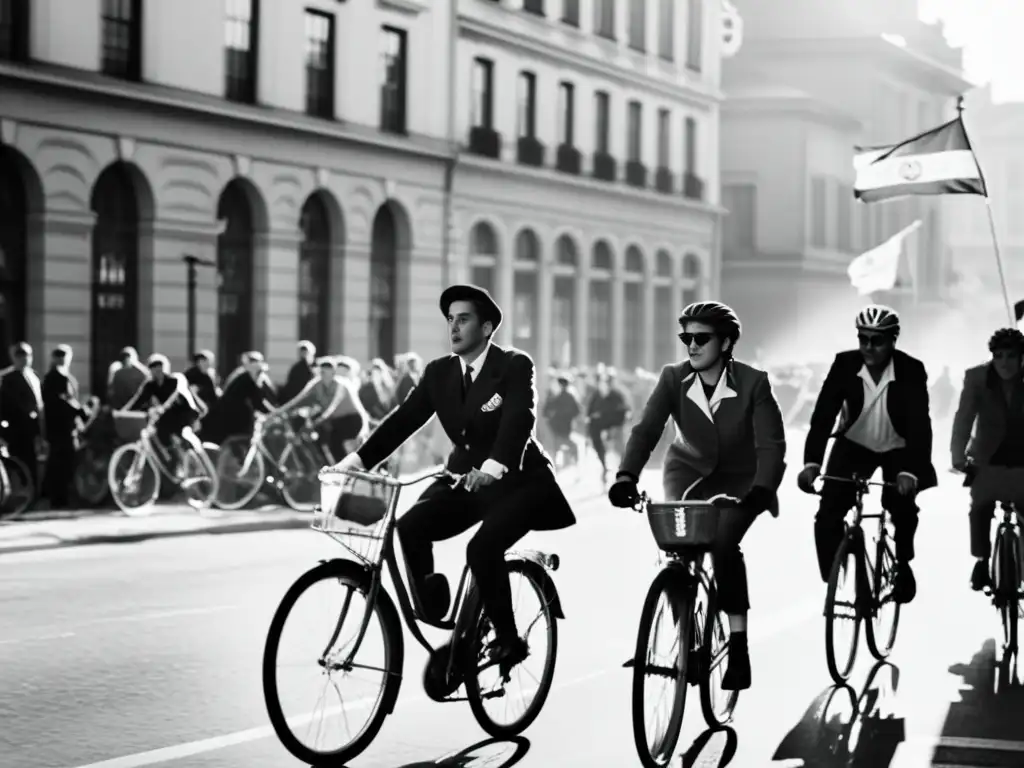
678, 332, 716, 347
857, 333, 891, 348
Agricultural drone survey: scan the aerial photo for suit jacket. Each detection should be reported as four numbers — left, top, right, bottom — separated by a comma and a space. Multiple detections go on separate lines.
41, 367, 86, 440
0, 367, 43, 440
951, 363, 1024, 466
357, 344, 575, 530
804, 349, 937, 489
619, 359, 787, 505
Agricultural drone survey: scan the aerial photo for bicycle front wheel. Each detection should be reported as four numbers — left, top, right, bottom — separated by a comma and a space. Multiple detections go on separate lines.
997, 529, 1019, 655
631, 568, 691, 768
263, 560, 403, 766
73, 443, 112, 507
825, 535, 862, 683
699, 578, 739, 726
0, 455, 34, 519
280, 442, 322, 512
180, 444, 218, 510
865, 532, 901, 660
108, 444, 160, 515
214, 437, 265, 510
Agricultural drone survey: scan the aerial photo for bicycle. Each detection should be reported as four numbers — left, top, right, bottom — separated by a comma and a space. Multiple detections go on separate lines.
215, 409, 328, 511
986, 499, 1023, 660
0, 420, 36, 519
107, 410, 219, 515
625, 492, 738, 768
816, 474, 901, 684
262, 466, 563, 766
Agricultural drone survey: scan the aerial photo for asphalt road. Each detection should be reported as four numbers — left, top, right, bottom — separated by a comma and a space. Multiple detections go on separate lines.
2, 467, 1022, 768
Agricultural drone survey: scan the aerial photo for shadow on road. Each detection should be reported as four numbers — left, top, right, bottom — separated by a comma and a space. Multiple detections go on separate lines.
933, 638, 1024, 765
377, 736, 531, 768
681, 726, 737, 767
772, 660, 906, 767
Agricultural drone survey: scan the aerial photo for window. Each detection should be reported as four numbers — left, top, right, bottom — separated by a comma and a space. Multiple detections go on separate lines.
722, 184, 756, 250
627, 100, 642, 162
517, 72, 537, 139
224, 0, 258, 103
101, 0, 142, 81
684, 116, 697, 174
837, 182, 852, 252
562, 0, 580, 26
658, 0, 674, 61
628, 0, 645, 52
558, 82, 575, 146
380, 26, 407, 133
594, 0, 615, 40
523, 0, 544, 15
472, 58, 495, 129
810, 176, 828, 248
304, 10, 334, 118
657, 108, 670, 168
0, 0, 29, 62
595, 90, 610, 154
686, 0, 702, 72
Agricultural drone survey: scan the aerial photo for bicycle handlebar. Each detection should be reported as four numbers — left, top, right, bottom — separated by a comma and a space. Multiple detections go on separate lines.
318, 465, 462, 488
631, 490, 742, 513
815, 474, 896, 494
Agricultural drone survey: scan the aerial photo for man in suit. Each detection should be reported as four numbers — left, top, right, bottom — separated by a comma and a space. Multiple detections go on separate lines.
332, 285, 576, 665
41, 345, 89, 509
608, 301, 787, 691
797, 305, 936, 605
0, 342, 44, 492
951, 327, 1024, 591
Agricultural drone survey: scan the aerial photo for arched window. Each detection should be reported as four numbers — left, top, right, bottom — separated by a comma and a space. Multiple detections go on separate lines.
512, 229, 540, 357
298, 194, 332, 351
370, 204, 400, 362
552, 235, 578, 367
90, 163, 140, 397
623, 245, 645, 371
0, 149, 28, 368
469, 221, 499, 295
588, 240, 613, 365
216, 180, 256, 369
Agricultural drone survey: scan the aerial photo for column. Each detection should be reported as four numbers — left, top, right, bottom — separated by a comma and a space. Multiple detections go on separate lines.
643, 277, 655, 369
537, 258, 554, 391
341, 238, 372, 363
507, 0, 524, 8
579, 0, 594, 34
30, 209, 95, 387
674, 0, 686, 68
496, 62, 519, 163
611, 269, 625, 369
146, 218, 223, 371
645, 0, 659, 61
255, 228, 302, 379
574, 269, 589, 367
615, 0, 628, 48
498, 247, 515, 343
406, 240, 448, 359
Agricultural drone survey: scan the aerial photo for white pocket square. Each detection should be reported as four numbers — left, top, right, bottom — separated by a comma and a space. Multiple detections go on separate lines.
481, 394, 503, 412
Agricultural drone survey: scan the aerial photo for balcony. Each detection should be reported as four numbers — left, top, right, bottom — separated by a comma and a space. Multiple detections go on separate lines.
468, 126, 501, 159
593, 152, 616, 182
655, 167, 674, 194
683, 172, 705, 201
517, 136, 545, 167
556, 144, 582, 175
626, 160, 647, 189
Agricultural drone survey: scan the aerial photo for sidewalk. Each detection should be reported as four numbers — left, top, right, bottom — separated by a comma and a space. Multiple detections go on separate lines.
0, 466, 613, 556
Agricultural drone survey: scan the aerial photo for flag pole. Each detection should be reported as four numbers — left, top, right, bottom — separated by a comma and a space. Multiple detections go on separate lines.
961, 96, 1015, 323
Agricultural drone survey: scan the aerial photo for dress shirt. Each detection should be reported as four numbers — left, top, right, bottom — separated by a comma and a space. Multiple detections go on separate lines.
460, 343, 508, 480
838, 361, 916, 482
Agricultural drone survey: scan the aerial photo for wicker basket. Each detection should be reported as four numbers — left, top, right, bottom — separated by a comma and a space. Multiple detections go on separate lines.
312, 470, 399, 565
647, 503, 719, 551
112, 411, 148, 442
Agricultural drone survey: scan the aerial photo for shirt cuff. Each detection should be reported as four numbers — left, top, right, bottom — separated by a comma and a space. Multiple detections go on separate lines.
897, 472, 918, 483
480, 459, 507, 479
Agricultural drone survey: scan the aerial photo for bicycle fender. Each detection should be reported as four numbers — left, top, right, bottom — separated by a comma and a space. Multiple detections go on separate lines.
507, 557, 565, 620
315, 558, 406, 715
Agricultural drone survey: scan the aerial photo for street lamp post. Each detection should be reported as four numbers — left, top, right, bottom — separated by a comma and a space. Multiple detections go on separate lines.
182, 254, 217, 360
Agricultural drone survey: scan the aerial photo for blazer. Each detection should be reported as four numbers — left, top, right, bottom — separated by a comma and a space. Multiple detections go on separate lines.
951, 363, 1024, 467
619, 359, 787, 505
358, 343, 575, 530
804, 349, 937, 489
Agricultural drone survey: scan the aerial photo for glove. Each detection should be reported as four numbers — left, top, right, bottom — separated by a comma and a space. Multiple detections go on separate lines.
740, 485, 774, 515
796, 465, 820, 494
608, 473, 640, 508
960, 463, 977, 487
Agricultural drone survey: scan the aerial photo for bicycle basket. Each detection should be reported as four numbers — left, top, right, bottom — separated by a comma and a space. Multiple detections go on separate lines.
647, 503, 719, 551
112, 411, 148, 442
312, 470, 399, 565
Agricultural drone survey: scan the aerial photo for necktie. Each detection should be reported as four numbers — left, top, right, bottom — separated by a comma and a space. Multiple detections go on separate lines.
462, 365, 474, 401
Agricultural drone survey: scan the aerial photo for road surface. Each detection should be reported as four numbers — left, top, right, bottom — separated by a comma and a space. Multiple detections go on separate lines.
1, 469, 1021, 768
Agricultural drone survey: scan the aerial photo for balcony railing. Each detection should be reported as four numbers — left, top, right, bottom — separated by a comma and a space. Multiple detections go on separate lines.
469, 126, 501, 159
593, 152, 616, 182
556, 144, 582, 175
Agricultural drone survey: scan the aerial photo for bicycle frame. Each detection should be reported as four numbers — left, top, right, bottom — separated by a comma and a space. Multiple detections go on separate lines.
242, 413, 324, 485
990, 501, 1023, 607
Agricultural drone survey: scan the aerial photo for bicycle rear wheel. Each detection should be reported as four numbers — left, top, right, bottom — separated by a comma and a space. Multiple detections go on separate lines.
465, 561, 558, 737
0, 455, 34, 519
865, 531, 901, 660
280, 442, 322, 512
215, 437, 264, 510
263, 560, 403, 766
631, 568, 691, 768
73, 442, 112, 507
180, 444, 218, 509
108, 444, 160, 515
699, 578, 739, 726
997, 530, 1019, 655
825, 535, 862, 683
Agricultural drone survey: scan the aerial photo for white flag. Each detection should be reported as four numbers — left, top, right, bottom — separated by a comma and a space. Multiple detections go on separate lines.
847, 220, 922, 296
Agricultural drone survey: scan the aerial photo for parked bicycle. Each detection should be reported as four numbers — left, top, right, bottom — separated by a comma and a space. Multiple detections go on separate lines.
0, 421, 34, 519
985, 499, 1023, 661
816, 474, 901, 684
106, 410, 219, 515
262, 466, 562, 766
626, 491, 738, 768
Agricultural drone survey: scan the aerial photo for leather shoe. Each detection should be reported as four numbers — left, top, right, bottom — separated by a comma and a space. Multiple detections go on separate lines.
420, 573, 451, 622
484, 635, 529, 667
721, 642, 751, 690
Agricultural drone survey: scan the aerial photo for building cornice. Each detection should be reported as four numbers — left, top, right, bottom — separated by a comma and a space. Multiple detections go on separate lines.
458, 16, 723, 111
723, 93, 862, 131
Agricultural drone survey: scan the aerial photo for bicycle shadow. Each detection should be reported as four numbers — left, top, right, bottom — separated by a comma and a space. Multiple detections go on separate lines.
368, 736, 531, 768
772, 660, 906, 767
681, 726, 737, 767
932, 639, 1024, 765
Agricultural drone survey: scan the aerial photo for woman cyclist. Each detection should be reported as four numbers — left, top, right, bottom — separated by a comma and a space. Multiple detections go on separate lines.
607, 301, 787, 690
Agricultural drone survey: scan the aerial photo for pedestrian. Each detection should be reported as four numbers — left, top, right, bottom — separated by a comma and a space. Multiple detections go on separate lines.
41, 345, 88, 509
0, 342, 43, 493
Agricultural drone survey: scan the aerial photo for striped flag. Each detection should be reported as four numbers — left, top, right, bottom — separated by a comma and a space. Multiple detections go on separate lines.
853, 117, 986, 202
847, 220, 922, 295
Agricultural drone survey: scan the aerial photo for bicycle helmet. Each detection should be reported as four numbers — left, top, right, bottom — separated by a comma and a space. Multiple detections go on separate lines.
855, 305, 900, 337
678, 301, 743, 344
989, 327, 1024, 353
